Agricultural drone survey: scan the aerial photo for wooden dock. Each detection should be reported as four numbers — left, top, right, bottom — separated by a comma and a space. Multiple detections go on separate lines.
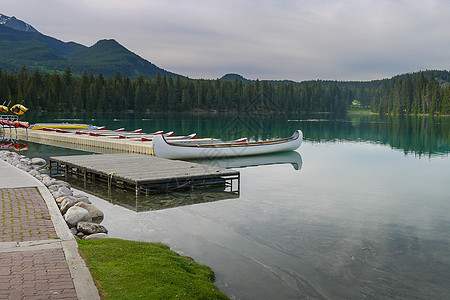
11, 128, 217, 155
49, 153, 240, 195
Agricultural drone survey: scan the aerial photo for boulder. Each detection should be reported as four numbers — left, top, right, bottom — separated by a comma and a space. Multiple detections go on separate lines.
42, 176, 56, 187
74, 202, 104, 220
55, 195, 71, 205
64, 206, 91, 227
31, 157, 46, 166
83, 233, 108, 240
60, 197, 81, 214
52, 191, 64, 199
40, 174, 50, 182
48, 184, 59, 192
53, 180, 71, 188
58, 185, 73, 196
20, 158, 30, 165
77, 221, 108, 235
72, 194, 91, 204
70, 227, 78, 235
18, 165, 32, 172
28, 169, 40, 177
52, 184, 73, 199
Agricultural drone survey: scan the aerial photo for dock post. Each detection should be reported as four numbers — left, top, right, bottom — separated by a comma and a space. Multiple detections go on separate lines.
64, 164, 68, 181
237, 174, 241, 196
83, 169, 87, 189
135, 184, 140, 196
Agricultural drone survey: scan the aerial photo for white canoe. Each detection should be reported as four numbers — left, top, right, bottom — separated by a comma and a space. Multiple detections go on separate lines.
153, 130, 303, 159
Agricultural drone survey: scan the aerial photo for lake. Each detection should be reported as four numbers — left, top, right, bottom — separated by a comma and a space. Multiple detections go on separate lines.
7, 112, 450, 299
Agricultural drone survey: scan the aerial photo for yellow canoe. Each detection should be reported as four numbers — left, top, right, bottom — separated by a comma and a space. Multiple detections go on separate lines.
30, 123, 91, 130
0, 105, 8, 113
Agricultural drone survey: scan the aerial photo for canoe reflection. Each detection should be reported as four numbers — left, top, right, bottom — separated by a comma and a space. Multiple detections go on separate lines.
190, 151, 303, 171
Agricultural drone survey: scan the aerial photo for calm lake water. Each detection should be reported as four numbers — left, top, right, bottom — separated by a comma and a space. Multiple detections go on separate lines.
7, 112, 450, 299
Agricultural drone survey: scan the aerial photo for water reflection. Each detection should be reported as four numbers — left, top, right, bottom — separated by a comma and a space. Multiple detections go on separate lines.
0, 138, 29, 151
58, 173, 240, 212
291, 114, 449, 158
191, 151, 303, 170
25, 112, 450, 158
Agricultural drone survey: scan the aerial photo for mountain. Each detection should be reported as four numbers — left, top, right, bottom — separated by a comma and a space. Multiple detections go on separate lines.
0, 14, 178, 78
0, 13, 38, 33
220, 73, 249, 84
66, 39, 176, 77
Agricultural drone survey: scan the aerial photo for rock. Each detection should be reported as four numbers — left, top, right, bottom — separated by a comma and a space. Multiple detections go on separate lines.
18, 165, 32, 172
52, 191, 64, 199
58, 185, 73, 196
83, 233, 108, 240
48, 182, 70, 193
77, 221, 108, 235
55, 195, 71, 204
64, 206, 91, 227
54, 180, 71, 188
74, 202, 104, 220
70, 227, 78, 235
72, 194, 91, 204
20, 158, 30, 165
42, 176, 56, 187
76, 232, 85, 238
40, 174, 50, 183
31, 157, 46, 166
28, 169, 40, 177
60, 197, 81, 214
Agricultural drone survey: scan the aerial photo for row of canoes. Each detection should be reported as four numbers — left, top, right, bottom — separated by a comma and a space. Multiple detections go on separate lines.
0, 120, 30, 128
7, 121, 303, 159
29, 124, 200, 143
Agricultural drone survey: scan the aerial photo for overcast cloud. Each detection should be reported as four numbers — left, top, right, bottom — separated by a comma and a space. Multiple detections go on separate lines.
2, 0, 449, 81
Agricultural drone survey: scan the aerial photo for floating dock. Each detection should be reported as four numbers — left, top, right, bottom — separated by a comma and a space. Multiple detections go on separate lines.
49, 153, 240, 195
10, 128, 217, 155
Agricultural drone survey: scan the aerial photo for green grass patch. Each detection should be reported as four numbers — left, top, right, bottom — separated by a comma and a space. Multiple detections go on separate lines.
77, 238, 229, 299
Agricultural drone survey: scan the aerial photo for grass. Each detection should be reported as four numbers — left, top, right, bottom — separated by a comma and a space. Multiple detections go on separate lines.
77, 238, 229, 299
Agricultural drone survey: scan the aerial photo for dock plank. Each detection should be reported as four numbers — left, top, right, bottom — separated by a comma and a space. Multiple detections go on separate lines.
50, 153, 239, 188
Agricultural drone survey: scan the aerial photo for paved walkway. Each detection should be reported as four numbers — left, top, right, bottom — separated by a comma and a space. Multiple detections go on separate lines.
0, 159, 99, 299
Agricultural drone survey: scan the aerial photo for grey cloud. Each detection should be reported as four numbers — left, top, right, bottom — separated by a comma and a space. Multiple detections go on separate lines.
2, 0, 449, 81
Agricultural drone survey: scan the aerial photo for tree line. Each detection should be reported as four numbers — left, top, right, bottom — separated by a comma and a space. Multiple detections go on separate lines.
0, 67, 351, 113
369, 73, 450, 115
1, 67, 448, 115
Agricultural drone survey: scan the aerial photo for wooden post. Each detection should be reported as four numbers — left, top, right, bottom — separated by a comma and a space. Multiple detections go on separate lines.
64, 164, 68, 181
135, 183, 140, 196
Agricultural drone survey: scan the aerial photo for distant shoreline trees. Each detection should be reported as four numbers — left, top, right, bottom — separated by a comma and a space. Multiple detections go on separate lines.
0, 67, 351, 114
0, 67, 448, 115
369, 73, 450, 115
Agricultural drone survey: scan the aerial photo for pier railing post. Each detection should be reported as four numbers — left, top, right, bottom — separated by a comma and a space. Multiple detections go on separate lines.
135, 183, 140, 196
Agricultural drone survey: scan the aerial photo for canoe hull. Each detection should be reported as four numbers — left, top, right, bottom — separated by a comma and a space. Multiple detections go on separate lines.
30, 123, 91, 130
153, 130, 303, 159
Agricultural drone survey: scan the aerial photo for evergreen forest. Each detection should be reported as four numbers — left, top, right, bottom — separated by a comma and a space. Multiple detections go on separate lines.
0, 67, 449, 115
369, 73, 450, 115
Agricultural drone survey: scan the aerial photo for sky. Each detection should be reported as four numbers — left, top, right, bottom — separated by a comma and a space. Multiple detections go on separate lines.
2, 0, 450, 81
